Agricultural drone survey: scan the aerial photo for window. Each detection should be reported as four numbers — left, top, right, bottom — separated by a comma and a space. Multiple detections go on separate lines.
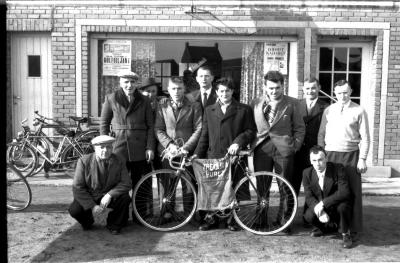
317, 46, 363, 104
28, 55, 41, 77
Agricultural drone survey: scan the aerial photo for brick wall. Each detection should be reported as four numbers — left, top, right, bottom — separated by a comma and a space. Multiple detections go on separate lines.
5, 1, 400, 164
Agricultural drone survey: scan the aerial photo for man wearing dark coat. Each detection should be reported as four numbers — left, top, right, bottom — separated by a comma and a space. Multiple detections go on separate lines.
194, 77, 256, 231
68, 135, 131, 235
100, 70, 155, 222
303, 145, 353, 248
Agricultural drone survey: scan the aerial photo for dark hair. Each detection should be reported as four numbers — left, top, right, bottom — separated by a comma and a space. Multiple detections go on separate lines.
334, 79, 351, 89
169, 76, 184, 85
264, 71, 284, 84
304, 76, 320, 87
197, 65, 214, 76
309, 145, 327, 157
215, 77, 234, 90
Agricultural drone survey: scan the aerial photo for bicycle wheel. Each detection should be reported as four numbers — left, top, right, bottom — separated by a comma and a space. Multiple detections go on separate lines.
76, 129, 100, 143
7, 163, 32, 211
30, 137, 51, 175
6, 143, 37, 178
133, 169, 197, 231
233, 171, 297, 235
61, 142, 94, 178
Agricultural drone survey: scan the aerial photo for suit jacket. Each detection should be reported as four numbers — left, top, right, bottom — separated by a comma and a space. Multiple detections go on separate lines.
72, 153, 132, 210
186, 88, 218, 112
302, 162, 350, 210
251, 95, 305, 157
298, 98, 329, 149
194, 99, 257, 158
155, 97, 203, 154
100, 89, 155, 162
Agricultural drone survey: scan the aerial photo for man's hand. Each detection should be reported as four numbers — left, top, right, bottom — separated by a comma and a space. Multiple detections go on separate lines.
92, 205, 104, 216
180, 148, 189, 156
313, 201, 324, 217
227, 143, 240, 155
146, 149, 154, 163
100, 193, 112, 209
357, 159, 367, 174
167, 144, 179, 156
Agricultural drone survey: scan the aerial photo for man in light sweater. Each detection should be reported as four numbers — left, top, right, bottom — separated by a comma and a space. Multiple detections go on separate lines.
318, 80, 370, 241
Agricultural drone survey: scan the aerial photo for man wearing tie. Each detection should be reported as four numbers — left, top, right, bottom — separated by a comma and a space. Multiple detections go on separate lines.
293, 77, 329, 197
302, 145, 352, 248
187, 65, 218, 112
251, 70, 305, 233
68, 135, 132, 235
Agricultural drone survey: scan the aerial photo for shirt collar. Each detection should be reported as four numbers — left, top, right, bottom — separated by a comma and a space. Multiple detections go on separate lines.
316, 169, 326, 178
201, 87, 212, 96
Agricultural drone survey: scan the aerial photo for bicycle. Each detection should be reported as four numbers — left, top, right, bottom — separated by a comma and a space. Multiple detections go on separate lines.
132, 149, 298, 235
7, 111, 99, 177
7, 161, 32, 211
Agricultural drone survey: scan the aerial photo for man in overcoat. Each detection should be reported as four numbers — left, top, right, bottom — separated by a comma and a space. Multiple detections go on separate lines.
194, 77, 257, 231
303, 145, 352, 248
68, 135, 132, 235
100, 70, 155, 222
251, 70, 305, 233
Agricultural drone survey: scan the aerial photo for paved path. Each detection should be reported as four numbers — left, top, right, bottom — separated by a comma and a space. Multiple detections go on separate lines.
26, 171, 400, 196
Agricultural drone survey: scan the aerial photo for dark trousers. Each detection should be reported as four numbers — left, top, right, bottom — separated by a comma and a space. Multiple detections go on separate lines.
304, 201, 351, 234
127, 160, 152, 222
68, 193, 131, 230
326, 150, 362, 232
294, 145, 312, 196
253, 139, 295, 223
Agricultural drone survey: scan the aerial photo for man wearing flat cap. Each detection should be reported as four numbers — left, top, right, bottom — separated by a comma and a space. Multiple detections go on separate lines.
100, 69, 156, 223
68, 135, 132, 235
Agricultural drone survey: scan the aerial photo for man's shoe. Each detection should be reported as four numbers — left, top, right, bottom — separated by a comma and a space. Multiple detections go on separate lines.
282, 226, 292, 235
342, 233, 353, 249
82, 224, 93, 231
310, 228, 323, 237
227, 224, 239, 231
106, 226, 121, 235
199, 222, 217, 231
351, 232, 360, 242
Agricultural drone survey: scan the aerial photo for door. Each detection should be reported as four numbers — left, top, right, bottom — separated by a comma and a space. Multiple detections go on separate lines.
11, 33, 52, 136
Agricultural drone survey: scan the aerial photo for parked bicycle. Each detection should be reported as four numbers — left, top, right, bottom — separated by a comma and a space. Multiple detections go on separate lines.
7, 161, 32, 211
7, 111, 99, 178
132, 149, 298, 235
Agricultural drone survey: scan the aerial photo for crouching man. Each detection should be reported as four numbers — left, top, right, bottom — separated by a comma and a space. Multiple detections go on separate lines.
68, 135, 132, 235
302, 145, 353, 248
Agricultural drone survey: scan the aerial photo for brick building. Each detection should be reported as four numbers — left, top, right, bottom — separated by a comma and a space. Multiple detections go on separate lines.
5, 0, 400, 176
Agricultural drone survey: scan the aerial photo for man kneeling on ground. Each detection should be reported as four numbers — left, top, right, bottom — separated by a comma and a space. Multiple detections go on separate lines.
68, 135, 132, 235
302, 145, 353, 248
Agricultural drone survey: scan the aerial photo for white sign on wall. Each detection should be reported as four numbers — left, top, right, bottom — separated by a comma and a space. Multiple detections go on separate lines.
264, 43, 288, 75
102, 40, 132, 76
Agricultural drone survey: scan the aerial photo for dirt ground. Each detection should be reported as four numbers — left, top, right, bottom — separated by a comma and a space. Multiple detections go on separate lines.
7, 185, 400, 262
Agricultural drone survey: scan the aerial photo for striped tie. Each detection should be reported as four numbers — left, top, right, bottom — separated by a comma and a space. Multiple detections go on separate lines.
263, 103, 276, 124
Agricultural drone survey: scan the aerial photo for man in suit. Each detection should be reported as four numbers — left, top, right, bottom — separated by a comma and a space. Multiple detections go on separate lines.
68, 135, 132, 235
251, 70, 305, 233
187, 65, 218, 112
154, 76, 203, 220
293, 77, 329, 197
194, 77, 257, 231
303, 145, 352, 248
100, 70, 155, 223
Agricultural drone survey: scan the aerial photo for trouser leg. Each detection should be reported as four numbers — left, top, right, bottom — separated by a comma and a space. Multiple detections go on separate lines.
68, 199, 94, 228
107, 193, 131, 230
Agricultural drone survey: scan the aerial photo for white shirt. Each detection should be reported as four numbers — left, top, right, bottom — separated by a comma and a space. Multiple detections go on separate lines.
306, 98, 317, 112
200, 87, 212, 105
316, 169, 326, 190
218, 100, 232, 114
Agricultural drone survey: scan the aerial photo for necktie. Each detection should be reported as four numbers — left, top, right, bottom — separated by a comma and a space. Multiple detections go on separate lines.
307, 101, 313, 115
318, 174, 324, 190
202, 92, 208, 107
263, 103, 276, 124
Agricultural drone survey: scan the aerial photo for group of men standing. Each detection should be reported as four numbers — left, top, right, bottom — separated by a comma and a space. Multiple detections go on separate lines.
68, 65, 370, 249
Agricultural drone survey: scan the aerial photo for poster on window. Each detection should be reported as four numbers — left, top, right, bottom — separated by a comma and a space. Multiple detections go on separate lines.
263, 43, 288, 75
102, 40, 132, 76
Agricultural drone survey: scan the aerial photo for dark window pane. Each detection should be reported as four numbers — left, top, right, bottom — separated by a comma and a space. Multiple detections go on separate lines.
349, 48, 362, 71
28, 55, 41, 77
334, 48, 347, 71
319, 47, 332, 71
352, 99, 360, 105
348, 73, 361, 97
319, 73, 332, 96
333, 73, 346, 87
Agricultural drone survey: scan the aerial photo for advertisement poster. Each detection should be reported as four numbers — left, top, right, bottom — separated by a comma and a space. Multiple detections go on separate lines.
264, 43, 288, 75
102, 40, 132, 76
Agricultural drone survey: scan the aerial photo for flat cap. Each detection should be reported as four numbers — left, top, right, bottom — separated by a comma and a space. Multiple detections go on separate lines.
91, 135, 116, 145
117, 69, 139, 79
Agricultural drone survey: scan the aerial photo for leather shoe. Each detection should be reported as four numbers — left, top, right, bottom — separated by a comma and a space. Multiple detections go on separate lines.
82, 224, 93, 231
227, 224, 239, 231
342, 233, 353, 249
106, 226, 121, 235
199, 222, 216, 231
310, 228, 323, 237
